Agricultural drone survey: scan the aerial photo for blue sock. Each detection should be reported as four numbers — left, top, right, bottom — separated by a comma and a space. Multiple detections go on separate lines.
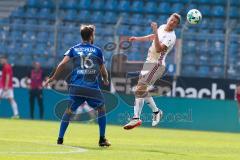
58, 112, 71, 138
98, 108, 106, 138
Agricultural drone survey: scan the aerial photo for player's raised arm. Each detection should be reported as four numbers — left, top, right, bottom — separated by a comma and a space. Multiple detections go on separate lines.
151, 22, 168, 53
128, 34, 155, 42
44, 56, 70, 86
100, 64, 109, 86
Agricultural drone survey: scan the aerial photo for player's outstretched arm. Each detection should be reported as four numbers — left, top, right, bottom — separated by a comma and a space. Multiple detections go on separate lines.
151, 22, 167, 53
100, 64, 109, 86
128, 34, 155, 42
44, 56, 70, 87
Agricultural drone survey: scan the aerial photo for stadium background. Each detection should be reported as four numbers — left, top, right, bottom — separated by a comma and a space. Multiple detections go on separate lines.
0, 0, 240, 132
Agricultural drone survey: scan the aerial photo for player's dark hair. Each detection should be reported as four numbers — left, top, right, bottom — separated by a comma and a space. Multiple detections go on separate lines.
80, 25, 95, 42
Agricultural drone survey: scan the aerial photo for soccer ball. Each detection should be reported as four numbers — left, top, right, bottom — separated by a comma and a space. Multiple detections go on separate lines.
187, 9, 202, 24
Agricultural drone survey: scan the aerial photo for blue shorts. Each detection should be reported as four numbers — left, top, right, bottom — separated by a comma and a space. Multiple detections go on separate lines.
69, 95, 104, 112
68, 85, 104, 112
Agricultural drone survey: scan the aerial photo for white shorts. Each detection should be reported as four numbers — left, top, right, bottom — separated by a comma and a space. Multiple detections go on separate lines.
0, 89, 14, 99
138, 61, 165, 86
75, 103, 94, 114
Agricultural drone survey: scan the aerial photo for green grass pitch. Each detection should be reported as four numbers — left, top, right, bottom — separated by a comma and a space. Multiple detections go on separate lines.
0, 118, 240, 160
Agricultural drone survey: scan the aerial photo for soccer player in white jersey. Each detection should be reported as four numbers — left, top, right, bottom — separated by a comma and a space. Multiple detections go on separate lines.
124, 13, 181, 130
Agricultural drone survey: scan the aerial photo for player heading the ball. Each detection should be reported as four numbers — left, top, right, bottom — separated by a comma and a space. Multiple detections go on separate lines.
124, 13, 181, 130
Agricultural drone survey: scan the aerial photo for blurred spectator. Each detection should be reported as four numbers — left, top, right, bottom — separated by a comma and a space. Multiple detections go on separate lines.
0, 56, 19, 119
236, 83, 240, 123
28, 62, 45, 119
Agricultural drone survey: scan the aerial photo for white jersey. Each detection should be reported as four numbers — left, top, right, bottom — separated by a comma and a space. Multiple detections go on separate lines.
146, 24, 176, 65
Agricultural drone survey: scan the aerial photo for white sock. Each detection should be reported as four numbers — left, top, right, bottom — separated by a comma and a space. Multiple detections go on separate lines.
145, 96, 159, 113
133, 98, 144, 119
10, 100, 19, 116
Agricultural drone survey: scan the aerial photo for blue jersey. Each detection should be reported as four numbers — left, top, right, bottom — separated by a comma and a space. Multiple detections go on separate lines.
64, 42, 104, 90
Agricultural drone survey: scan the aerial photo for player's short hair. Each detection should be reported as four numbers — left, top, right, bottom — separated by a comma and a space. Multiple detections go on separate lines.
80, 24, 95, 41
171, 13, 181, 24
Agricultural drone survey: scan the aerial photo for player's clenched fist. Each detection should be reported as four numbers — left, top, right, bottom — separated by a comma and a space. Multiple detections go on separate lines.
151, 22, 158, 33
128, 36, 137, 42
44, 77, 54, 87
103, 79, 109, 86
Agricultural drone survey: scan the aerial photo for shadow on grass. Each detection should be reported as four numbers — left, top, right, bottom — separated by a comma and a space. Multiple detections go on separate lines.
65, 144, 111, 151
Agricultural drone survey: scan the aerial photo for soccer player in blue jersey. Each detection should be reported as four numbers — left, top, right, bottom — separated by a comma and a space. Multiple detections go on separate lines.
45, 25, 111, 147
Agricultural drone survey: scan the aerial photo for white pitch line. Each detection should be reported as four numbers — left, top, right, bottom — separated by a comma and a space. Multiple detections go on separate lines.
0, 138, 87, 155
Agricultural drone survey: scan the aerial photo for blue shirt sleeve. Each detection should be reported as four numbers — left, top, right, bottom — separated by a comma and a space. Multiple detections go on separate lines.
64, 48, 74, 58
98, 48, 105, 65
